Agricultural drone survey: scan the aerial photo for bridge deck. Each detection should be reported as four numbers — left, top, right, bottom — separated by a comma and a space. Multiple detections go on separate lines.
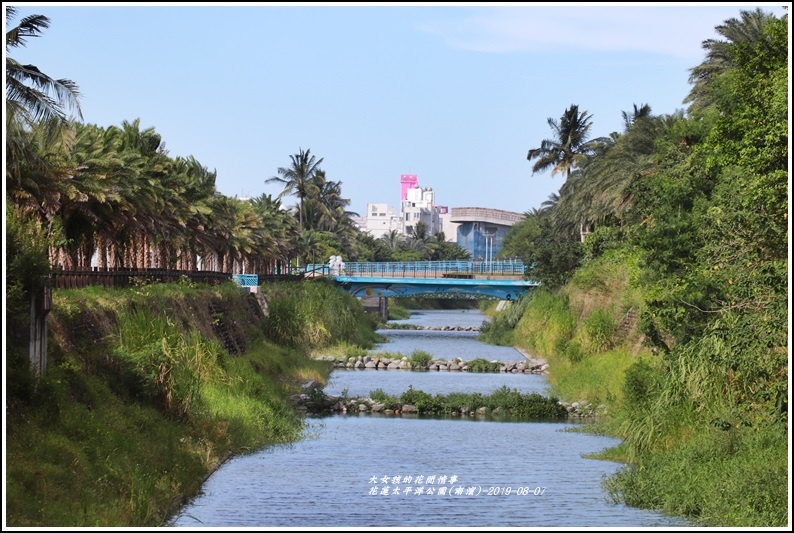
305, 259, 528, 279
304, 260, 537, 299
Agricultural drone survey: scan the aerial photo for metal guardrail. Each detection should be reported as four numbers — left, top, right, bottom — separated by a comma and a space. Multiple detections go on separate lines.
303, 259, 527, 278
49, 269, 232, 289
232, 274, 259, 287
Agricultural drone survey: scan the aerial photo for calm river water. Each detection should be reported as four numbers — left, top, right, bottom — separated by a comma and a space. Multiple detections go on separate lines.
170, 309, 690, 528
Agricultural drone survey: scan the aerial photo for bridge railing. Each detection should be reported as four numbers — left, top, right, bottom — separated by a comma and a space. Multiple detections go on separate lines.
232, 273, 259, 287
304, 264, 330, 276
307, 259, 528, 278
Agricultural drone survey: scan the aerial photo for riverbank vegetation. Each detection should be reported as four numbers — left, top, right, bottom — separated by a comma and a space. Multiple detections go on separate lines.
5, 5, 788, 529
5, 277, 379, 527
365, 385, 569, 419
487, 9, 788, 527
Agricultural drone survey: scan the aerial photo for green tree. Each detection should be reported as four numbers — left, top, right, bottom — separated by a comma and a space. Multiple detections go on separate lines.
526, 104, 597, 180
684, 7, 780, 113
5, 7, 82, 126
425, 234, 471, 261
380, 229, 401, 250
633, 11, 788, 423
266, 148, 323, 230
499, 211, 580, 288
248, 193, 300, 274
353, 231, 393, 262
6, 6, 83, 218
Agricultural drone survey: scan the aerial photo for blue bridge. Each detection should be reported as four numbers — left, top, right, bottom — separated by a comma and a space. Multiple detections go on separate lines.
305, 259, 539, 300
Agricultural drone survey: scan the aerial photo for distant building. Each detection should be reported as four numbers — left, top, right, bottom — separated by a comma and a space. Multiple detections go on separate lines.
400, 174, 418, 201
361, 202, 401, 239
449, 207, 525, 260
361, 174, 454, 242
359, 177, 523, 255
401, 184, 442, 237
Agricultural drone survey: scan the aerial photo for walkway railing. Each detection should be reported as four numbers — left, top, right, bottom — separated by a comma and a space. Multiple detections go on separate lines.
304, 259, 528, 278
232, 273, 259, 287
49, 268, 232, 289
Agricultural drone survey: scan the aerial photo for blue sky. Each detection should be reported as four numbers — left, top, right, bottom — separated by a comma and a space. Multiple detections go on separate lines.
5, 2, 789, 217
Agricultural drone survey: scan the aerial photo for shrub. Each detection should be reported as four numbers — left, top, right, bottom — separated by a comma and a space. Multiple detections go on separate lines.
622, 358, 660, 407
399, 386, 436, 412
584, 308, 617, 353
408, 350, 432, 368
369, 388, 398, 406
466, 358, 501, 373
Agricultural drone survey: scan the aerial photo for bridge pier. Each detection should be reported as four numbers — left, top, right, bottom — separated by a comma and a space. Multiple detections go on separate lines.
361, 296, 388, 321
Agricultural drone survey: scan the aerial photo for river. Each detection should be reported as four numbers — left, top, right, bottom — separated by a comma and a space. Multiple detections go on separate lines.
169, 309, 690, 528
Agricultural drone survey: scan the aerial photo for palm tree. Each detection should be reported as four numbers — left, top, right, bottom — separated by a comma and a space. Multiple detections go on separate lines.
6, 6, 82, 205
303, 170, 358, 232
6, 7, 82, 125
684, 8, 780, 112
266, 148, 323, 230
380, 229, 401, 250
249, 193, 300, 274
526, 104, 596, 180
621, 103, 652, 131
411, 221, 430, 242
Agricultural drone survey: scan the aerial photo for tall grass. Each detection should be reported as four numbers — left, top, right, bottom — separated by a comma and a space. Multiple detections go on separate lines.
603, 425, 788, 526
478, 296, 530, 346
261, 279, 380, 351
499, 249, 788, 527
6, 280, 368, 527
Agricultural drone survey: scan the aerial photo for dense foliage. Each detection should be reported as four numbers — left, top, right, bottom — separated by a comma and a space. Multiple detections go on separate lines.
5, 281, 354, 526
497, 9, 789, 526
5, 5, 788, 528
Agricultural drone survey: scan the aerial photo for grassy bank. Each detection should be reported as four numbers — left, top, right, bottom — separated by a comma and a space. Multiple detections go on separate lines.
486, 248, 788, 527
5, 278, 379, 527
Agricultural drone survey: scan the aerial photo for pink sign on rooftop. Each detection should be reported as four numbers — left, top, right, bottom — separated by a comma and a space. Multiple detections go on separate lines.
400, 174, 418, 200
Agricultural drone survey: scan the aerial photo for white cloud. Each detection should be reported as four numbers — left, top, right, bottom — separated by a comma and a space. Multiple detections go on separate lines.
417, 4, 785, 60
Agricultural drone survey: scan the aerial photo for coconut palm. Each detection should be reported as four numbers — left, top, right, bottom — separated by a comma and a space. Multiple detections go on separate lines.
380, 229, 401, 250
249, 193, 300, 274
266, 148, 323, 230
621, 103, 652, 131
5, 6, 82, 126
6, 7, 82, 210
684, 7, 780, 112
526, 104, 597, 180
303, 170, 358, 232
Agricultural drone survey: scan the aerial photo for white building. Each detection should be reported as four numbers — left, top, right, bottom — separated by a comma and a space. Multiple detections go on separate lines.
401, 185, 440, 237
362, 202, 402, 239
359, 175, 458, 243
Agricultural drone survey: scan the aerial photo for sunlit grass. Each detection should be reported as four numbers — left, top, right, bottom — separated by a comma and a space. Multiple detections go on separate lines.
6, 280, 373, 527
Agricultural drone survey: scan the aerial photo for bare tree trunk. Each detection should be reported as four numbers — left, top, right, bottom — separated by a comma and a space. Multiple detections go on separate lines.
97, 234, 108, 269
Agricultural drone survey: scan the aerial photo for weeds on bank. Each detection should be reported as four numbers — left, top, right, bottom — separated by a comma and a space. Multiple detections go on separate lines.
485, 249, 788, 527
6, 281, 357, 527
260, 279, 381, 351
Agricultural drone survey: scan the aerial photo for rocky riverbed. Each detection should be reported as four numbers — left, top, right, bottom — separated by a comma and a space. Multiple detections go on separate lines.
295, 352, 607, 419
315, 353, 549, 373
